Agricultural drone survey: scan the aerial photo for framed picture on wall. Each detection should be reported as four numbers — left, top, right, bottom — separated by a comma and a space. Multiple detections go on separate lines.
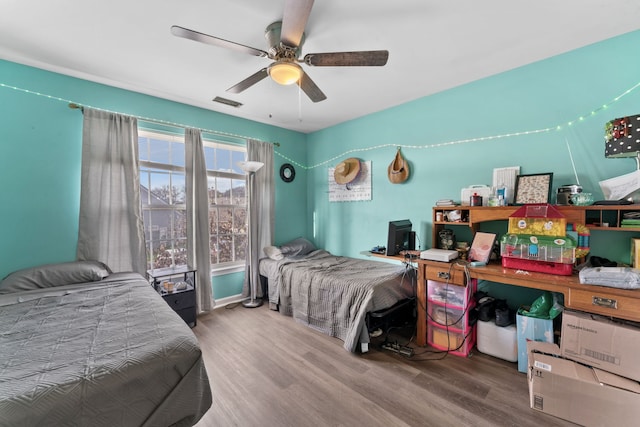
514, 173, 553, 204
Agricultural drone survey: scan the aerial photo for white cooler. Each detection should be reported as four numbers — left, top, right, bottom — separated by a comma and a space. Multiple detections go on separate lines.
476, 320, 517, 362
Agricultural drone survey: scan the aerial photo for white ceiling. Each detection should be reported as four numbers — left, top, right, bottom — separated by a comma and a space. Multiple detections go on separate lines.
1, 0, 639, 133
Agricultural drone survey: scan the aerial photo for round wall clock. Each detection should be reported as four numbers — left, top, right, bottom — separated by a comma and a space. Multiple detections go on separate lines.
280, 163, 295, 183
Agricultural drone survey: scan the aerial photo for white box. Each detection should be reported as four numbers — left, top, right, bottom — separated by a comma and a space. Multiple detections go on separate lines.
477, 320, 517, 362
460, 185, 492, 206
420, 249, 458, 262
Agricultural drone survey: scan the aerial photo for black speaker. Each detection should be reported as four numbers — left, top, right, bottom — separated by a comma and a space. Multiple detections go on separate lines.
408, 231, 416, 250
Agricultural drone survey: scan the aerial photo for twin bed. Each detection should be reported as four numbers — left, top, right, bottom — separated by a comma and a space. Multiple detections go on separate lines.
260, 239, 415, 353
0, 261, 212, 427
0, 238, 409, 425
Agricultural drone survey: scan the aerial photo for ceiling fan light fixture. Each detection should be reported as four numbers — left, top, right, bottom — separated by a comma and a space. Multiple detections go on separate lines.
268, 61, 302, 85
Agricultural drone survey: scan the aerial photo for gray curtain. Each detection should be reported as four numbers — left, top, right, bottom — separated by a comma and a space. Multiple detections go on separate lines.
243, 139, 275, 298
77, 108, 146, 275
185, 128, 214, 313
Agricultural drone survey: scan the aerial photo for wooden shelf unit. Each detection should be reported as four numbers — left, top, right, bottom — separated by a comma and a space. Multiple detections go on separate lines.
432, 204, 640, 248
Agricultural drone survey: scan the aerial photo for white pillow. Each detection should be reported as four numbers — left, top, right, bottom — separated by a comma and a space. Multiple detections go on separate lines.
263, 246, 284, 260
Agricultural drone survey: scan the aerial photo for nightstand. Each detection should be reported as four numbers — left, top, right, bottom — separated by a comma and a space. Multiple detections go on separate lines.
147, 266, 197, 327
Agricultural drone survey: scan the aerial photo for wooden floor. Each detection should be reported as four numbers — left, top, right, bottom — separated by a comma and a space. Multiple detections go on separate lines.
192, 303, 575, 427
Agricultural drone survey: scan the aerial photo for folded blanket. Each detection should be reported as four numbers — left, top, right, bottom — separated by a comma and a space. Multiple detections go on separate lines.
579, 267, 640, 289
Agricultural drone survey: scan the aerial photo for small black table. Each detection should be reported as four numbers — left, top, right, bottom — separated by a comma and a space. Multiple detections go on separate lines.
147, 266, 197, 327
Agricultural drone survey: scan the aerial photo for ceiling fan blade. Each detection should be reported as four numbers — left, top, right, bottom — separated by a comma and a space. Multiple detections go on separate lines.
171, 25, 268, 58
281, 0, 314, 48
303, 50, 389, 67
226, 68, 269, 94
297, 71, 326, 103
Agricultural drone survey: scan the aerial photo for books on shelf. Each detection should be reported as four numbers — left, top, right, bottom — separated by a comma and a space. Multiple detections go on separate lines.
621, 223, 640, 227
621, 218, 640, 228
435, 199, 458, 207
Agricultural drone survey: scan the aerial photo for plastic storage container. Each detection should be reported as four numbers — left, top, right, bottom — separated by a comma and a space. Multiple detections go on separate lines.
476, 320, 517, 362
500, 234, 576, 264
428, 320, 476, 356
501, 257, 574, 276
427, 279, 477, 357
428, 303, 466, 329
427, 280, 468, 307
500, 234, 576, 276
507, 204, 567, 236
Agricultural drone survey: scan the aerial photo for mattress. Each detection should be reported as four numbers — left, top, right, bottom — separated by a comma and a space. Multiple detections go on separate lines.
0, 272, 212, 427
260, 250, 414, 352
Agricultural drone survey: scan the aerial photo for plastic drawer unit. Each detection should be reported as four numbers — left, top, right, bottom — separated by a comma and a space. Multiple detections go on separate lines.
426, 279, 477, 357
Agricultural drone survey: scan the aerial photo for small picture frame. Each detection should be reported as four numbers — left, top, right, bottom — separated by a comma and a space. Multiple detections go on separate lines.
514, 173, 553, 205
469, 232, 497, 264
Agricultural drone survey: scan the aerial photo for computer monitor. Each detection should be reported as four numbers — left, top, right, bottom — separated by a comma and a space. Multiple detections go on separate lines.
386, 219, 414, 256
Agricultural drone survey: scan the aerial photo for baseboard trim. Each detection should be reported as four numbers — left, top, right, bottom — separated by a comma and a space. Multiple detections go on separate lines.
213, 294, 246, 309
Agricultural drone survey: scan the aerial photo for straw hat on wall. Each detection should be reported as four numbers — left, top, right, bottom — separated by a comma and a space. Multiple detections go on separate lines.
334, 158, 361, 184
388, 148, 409, 184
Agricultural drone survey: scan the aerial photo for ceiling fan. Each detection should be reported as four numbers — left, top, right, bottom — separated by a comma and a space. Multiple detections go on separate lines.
170, 0, 389, 103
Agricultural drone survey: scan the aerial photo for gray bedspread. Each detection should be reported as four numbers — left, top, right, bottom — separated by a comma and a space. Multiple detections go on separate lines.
0, 272, 212, 427
262, 250, 414, 352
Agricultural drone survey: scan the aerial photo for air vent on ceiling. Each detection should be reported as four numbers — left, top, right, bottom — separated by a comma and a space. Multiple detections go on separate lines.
212, 96, 243, 108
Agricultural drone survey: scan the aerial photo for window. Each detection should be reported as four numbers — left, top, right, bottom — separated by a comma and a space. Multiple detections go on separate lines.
203, 140, 248, 267
139, 130, 247, 272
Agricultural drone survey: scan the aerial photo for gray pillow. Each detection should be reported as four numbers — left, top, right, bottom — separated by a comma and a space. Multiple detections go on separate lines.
279, 237, 317, 257
0, 260, 111, 294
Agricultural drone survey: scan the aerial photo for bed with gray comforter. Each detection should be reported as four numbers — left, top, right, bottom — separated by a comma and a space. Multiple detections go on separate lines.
0, 261, 212, 427
260, 249, 414, 353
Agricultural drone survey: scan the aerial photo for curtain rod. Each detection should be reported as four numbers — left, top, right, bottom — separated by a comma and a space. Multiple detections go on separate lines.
68, 103, 280, 146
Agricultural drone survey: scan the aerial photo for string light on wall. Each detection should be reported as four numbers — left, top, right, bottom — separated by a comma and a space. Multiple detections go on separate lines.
0, 83, 277, 146
277, 80, 640, 170
3, 80, 640, 170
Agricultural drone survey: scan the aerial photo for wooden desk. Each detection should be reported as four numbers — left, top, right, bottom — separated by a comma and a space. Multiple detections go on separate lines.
415, 259, 640, 347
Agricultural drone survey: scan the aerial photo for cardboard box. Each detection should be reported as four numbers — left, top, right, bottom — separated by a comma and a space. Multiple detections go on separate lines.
561, 309, 640, 382
528, 341, 640, 427
516, 312, 554, 373
632, 238, 640, 268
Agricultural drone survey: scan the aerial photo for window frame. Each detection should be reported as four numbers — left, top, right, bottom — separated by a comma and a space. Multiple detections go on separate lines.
203, 139, 248, 274
139, 129, 247, 275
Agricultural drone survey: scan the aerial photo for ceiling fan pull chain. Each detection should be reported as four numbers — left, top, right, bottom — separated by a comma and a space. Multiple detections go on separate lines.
298, 84, 303, 123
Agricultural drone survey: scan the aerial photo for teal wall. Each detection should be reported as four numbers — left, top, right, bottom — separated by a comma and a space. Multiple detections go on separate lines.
307, 30, 640, 257
0, 60, 308, 298
305, 30, 640, 307
2, 29, 639, 305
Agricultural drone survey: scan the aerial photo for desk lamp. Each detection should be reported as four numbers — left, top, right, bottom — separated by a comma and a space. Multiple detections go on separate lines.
602, 115, 640, 202
605, 115, 640, 167
238, 160, 265, 308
